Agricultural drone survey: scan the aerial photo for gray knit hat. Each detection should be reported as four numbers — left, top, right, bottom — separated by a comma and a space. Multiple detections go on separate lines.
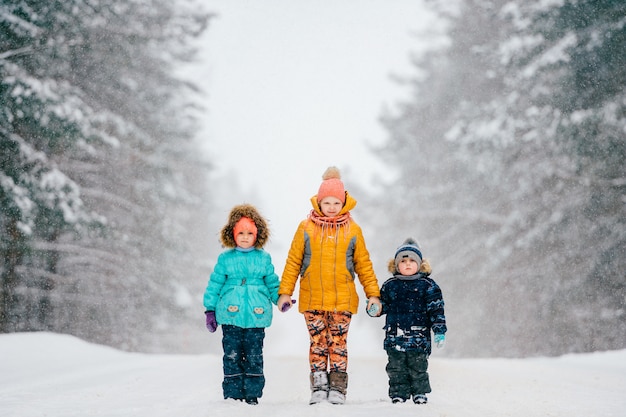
394, 238, 423, 270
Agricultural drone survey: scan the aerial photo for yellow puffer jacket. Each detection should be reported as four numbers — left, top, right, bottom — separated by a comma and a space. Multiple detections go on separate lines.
279, 192, 380, 314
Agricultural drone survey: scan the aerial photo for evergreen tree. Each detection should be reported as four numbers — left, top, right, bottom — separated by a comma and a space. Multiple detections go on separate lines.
365, 0, 510, 357
1, 0, 212, 351
370, 0, 625, 356
1, 0, 103, 331
447, 0, 626, 354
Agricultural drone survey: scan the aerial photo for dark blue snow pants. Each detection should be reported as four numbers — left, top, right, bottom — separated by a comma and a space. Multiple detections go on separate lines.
221, 325, 265, 400
385, 349, 432, 400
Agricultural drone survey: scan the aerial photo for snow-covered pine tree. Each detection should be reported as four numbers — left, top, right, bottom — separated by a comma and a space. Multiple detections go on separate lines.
1, 0, 213, 351
369, 0, 625, 356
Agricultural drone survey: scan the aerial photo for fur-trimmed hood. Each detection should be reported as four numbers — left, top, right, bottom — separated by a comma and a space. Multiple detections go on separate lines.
220, 204, 269, 249
387, 257, 432, 275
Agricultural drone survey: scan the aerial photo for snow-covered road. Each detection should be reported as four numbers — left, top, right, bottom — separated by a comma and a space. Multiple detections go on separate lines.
1, 333, 624, 417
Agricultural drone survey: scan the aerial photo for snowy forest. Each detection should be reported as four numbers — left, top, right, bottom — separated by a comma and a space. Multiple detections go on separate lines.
362, 0, 626, 357
1, 0, 625, 358
0, 0, 214, 351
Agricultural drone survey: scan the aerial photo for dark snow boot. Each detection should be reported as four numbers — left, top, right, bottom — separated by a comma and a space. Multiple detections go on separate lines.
413, 394, 428, 404
309, 371, 329, 404
328, 371, 348, 404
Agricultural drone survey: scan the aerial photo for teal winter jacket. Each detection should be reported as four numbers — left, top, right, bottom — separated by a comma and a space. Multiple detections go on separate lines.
203, 248, 280, 329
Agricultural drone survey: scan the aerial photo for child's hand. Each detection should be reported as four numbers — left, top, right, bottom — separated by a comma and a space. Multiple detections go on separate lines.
281, 299, 296, 312
434, 333, 445, 348
205, 311, 217, 332
366, 297, 382, 317
278, 294, 295, 312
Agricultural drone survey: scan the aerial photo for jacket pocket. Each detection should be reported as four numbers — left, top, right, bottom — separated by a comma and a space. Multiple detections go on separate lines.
252, 306, 265, 318
226, 304, 240, 316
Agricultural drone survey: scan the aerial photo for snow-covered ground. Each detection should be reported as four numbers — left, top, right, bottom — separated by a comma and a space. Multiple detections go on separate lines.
1, 332, 624, 417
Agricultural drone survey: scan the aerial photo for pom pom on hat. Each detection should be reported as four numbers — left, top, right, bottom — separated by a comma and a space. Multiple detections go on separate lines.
394, 238, 423, 270
317, 166, 346, 203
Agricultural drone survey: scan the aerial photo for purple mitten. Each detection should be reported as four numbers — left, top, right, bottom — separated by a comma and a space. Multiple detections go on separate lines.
280, 299, 297, 312
205, 311, 217, 332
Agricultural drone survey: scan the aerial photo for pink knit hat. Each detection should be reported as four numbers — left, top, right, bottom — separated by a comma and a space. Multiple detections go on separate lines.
317, 166, 346, 203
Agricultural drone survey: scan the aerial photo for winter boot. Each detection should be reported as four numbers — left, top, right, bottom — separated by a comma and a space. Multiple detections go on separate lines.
413, 394, 428, 404
309, 371, 329, 405
328, 371, 348, 405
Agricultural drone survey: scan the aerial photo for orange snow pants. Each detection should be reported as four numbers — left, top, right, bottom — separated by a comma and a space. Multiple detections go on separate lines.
304, 310, 352, 373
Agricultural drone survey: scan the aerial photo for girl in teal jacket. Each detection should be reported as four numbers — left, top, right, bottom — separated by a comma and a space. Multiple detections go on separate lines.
203, 204, 280, 404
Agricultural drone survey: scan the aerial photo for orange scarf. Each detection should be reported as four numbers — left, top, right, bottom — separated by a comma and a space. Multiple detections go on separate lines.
308, 210, 351, 239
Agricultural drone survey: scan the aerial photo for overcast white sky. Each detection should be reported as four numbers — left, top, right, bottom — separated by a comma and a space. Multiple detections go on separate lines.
187, 1, 448, 275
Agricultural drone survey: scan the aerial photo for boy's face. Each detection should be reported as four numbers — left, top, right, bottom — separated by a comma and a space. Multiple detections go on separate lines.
319, 196, 343, 217
235, 230, 256, 249
398, 258, 419, 276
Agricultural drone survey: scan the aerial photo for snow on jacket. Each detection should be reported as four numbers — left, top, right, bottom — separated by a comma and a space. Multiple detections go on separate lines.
279, 192, 380, 314
203, 248, 280, 329
380, 259, 446, 354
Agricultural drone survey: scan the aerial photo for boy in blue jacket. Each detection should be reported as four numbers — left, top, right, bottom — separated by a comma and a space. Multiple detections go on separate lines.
203, 204, 280, 405
377, 238, 447, 404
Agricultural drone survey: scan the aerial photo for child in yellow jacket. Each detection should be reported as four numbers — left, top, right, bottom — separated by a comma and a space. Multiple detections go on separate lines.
278, 166, 381, 405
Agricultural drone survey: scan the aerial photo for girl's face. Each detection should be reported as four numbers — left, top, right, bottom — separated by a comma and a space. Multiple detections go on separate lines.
319, 196, 343, 217
235, 230, 256, 249
398, 258, 419, 276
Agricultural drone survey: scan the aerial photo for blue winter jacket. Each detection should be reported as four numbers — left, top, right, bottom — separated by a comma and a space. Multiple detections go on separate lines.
380, 272, 447, 354
203, 248, 280, 329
